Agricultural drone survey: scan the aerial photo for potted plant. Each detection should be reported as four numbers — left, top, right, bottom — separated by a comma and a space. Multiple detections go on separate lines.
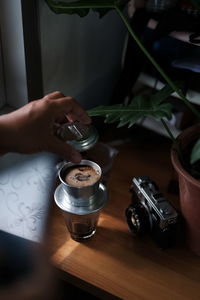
45, 0, 200, 255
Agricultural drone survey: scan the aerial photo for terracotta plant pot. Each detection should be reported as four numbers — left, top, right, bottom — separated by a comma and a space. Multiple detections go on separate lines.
171, 123, 200, 255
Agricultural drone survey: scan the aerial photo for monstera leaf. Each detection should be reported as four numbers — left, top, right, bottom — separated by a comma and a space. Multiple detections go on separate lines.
88, 85, 174, 128
45, 0, 129, 17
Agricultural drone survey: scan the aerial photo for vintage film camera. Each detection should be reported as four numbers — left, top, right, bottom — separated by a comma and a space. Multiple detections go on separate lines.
125, 176, 178, 248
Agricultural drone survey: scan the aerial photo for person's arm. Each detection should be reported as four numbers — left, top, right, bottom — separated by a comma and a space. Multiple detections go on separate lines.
0, 91, 91, 163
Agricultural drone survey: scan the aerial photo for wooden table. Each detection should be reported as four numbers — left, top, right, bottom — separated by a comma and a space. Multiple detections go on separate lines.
46, 127, 200, 300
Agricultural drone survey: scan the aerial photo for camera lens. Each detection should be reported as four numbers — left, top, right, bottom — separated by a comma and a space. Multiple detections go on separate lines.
125, 203, 150, 236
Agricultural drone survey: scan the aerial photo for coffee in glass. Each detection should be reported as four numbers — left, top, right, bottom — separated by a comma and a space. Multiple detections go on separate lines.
54, 160, 107, 241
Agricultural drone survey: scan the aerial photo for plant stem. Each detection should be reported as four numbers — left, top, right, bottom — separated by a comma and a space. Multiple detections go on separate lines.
115, 6, 200, 120
161, 118, 184, 163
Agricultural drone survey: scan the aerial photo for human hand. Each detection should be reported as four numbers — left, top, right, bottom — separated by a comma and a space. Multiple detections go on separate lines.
0, 91, 91, 162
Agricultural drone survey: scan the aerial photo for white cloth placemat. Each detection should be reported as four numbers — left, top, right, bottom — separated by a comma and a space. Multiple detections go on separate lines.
0, 152, 58, 242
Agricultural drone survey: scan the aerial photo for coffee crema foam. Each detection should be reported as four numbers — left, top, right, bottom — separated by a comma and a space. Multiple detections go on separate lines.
64, 165, 101, 187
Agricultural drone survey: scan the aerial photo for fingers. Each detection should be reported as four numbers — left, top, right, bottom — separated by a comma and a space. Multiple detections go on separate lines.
44, 91, 64, 100
48, 136, 82, 163
66, 111, 91, 124
55, 97, 91, 124
43, 92, 91, 124
41, 91, 91, 163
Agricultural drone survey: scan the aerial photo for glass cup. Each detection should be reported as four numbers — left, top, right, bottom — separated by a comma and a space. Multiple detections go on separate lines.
54, 160, 108, 241
62, 210, 101, 241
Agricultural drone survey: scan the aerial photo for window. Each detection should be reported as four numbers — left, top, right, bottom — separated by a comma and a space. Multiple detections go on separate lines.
0, 28, 6, 110
0, 0, 43, 111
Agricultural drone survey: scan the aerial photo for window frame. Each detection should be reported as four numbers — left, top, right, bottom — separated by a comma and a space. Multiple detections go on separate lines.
0, 0, 43, 111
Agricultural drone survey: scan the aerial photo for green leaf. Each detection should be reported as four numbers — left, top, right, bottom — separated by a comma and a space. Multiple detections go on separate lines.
45, 0, 129, 18
88, 86, 174, 128
190, 138, 200, 164
150, 81, 184, 105
150, 84, 174, 105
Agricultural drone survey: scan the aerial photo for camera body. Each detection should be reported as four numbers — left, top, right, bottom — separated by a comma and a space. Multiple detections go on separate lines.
125, 176, 178, 248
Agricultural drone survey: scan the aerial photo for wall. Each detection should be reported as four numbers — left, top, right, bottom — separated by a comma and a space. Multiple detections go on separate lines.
0, 0, 28, 109
39, 1, 126, 109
